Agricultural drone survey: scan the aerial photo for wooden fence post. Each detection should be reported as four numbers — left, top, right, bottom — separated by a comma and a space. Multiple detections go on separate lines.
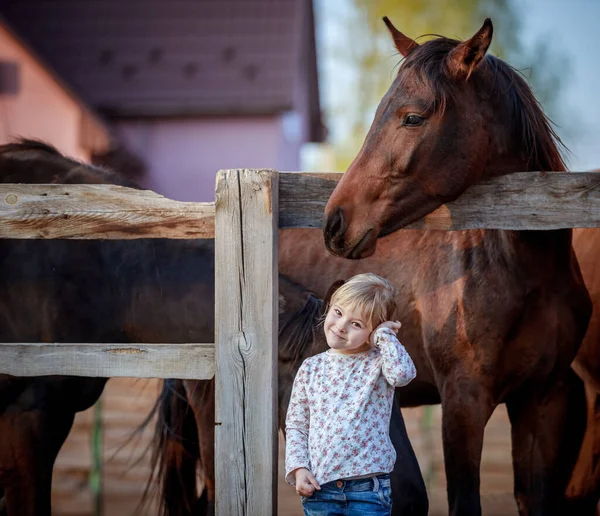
214, 169, 279, 516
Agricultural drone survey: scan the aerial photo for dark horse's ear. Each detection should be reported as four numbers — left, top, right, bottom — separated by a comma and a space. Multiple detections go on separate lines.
383, 17, 419, 57
323, 280, 345, 314
446, 18, 493, 81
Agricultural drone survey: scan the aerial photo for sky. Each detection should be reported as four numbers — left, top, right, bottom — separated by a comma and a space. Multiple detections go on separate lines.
522, 0, 600, 171
311, 0, 600, 172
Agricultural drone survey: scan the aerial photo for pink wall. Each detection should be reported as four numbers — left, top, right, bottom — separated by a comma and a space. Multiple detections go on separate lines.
0, 23, 109, 161
115, 116, 299, 202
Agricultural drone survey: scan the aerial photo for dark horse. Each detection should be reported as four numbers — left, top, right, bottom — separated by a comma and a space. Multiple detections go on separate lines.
318, 16, 593, 516
0, 140, 213, 515
0, 140, 428, 515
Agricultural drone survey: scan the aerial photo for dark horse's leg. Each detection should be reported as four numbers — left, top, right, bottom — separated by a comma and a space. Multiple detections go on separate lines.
439, 373, 496, 516
0, 377, 106, 516
507, 370, 589, 516
0, 409, 74, 516
389, 397, 429, 516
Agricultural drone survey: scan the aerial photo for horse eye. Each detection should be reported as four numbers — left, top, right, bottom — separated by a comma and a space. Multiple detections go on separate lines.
404, 115, 424, 127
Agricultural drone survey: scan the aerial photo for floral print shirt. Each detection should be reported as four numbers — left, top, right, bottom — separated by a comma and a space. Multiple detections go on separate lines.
285, 327, 416, 486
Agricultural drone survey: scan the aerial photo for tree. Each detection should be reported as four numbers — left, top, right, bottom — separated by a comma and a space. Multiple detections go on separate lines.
316, 0, 570, 170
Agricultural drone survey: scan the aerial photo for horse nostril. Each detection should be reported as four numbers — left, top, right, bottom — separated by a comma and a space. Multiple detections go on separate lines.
324, 207, 345, 240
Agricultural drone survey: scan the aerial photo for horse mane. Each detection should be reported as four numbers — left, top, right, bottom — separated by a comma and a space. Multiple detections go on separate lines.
279, 287, 324, 365
401, 37, 567, 172
0, 138, 139, 187
0, 139, 63, 157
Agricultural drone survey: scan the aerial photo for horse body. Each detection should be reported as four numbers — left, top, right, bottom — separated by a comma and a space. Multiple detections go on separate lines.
568, 228, 600, 503
319, 18, 592, 516
0, 141, 216, 515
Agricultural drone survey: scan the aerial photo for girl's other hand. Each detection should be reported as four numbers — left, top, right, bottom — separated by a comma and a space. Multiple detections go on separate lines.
370, 320, 401, 346
294, 468, 321, 496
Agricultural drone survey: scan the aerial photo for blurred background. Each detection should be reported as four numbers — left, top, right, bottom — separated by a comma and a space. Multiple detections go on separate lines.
0, 0, 598, 514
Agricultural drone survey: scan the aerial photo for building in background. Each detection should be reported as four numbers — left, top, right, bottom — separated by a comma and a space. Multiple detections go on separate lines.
0, 16, 111, 162
1, 0, 324, 201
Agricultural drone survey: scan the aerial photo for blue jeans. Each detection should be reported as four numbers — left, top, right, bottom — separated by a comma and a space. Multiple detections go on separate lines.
301, 474, 392, 516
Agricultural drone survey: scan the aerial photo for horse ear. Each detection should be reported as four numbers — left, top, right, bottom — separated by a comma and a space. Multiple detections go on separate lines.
383, 17, 419, 57
323, 279, 345, 313
447, 18, 493, 81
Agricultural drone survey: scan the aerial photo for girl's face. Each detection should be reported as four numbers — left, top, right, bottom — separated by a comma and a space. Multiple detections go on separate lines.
324, 302, 372, 354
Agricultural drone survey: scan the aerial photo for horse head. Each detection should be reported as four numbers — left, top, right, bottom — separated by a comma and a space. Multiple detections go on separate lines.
323, 18, 565, 258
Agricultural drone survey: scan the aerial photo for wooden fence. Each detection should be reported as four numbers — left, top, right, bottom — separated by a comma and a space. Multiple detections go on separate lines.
1, 169, 600, 515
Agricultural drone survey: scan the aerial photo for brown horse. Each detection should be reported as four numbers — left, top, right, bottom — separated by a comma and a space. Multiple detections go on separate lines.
314, 16, 592, 516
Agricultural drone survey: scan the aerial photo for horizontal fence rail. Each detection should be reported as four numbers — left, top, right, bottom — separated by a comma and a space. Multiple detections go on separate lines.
0, 184, 215, 239
0, 172, 599, 239
0, 343, 215, 379
278, 171, 600, 230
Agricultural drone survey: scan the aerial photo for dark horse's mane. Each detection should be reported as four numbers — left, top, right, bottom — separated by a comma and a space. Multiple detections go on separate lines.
400, 37, 567, 172
0, 138, 138, 186
279, 289, 323, 365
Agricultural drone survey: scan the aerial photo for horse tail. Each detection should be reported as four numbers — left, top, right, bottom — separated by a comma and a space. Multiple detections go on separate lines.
142, 379, 203, 516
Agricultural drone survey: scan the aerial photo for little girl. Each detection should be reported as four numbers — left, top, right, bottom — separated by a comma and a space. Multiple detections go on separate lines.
285, 273, 416, 516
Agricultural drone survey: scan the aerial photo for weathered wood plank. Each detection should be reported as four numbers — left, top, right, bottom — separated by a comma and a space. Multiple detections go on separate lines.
0, 184, 214, 239
215, 169, 278, 516
0, 343, 215, 379
3, 171, 600, 239
279, 171, 600, 230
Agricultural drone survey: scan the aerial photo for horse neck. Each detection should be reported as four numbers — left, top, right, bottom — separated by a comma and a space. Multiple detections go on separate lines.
479, 90, 566, 178
482, 154, 532, 179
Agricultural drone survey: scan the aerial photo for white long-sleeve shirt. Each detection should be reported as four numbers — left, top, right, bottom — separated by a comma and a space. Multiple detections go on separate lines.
285, 327, 416, 486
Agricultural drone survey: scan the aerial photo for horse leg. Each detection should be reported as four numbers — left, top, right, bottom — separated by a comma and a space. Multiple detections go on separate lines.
183, 378, 215, 516
0, 408, 74, 516
389, 395, 428, 516
506, 370, 589, 516
439, 375, 495, 516
566, 381, 600, 511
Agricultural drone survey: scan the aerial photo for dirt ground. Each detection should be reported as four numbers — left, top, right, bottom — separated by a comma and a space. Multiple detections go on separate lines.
51, 378, 518, 516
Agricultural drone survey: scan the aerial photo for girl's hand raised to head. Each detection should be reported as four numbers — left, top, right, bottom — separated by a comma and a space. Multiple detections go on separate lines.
294, 468, 321, 497
370, 320, 402, 346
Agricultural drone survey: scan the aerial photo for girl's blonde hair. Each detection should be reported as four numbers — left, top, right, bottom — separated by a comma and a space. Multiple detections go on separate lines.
329, 273, 397, 330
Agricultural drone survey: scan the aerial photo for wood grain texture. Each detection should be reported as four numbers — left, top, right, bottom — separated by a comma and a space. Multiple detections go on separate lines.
278, 171, 600, 230
2, 171, 600, 240
0, 184, 214, 239
0, 343, 215, 379
215, 169, 278, 516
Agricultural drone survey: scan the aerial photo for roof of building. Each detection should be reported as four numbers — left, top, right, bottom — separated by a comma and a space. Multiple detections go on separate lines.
1, 0, 323, 141
0, 16, 112, 153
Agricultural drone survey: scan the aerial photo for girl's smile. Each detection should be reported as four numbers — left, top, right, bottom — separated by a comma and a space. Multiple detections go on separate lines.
324, 304, 372, 354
